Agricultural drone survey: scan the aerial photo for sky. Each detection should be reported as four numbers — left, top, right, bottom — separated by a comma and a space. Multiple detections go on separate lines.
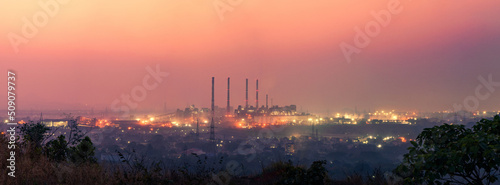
1, 0, 500, 114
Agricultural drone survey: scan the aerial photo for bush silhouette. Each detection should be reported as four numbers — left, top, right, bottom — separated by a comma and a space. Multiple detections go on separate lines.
395, 115, 500, 184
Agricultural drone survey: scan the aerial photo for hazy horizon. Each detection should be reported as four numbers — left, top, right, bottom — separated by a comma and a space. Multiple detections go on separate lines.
1, 0, 500, 113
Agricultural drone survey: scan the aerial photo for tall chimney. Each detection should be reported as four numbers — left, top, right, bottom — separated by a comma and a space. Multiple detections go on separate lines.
266, 94, 268, 109
227, 77, 230, 115
245, 78, 248, 108
256, 79, 259, 108
210, 77, 215, 141
211, 77, 215, 114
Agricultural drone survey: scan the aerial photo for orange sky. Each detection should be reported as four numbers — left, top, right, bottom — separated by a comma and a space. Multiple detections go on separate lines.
1, 0, 500, 113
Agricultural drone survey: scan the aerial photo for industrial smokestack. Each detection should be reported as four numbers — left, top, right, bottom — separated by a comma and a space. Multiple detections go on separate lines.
211, 77, 215, 113
266, 94, 268, 109
256, 79, 259, 108
245, 78, 248, 108
227, 77, 230, 115
210, 77, 215, 141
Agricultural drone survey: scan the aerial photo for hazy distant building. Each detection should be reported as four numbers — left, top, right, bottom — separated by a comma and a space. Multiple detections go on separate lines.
41, 119, 70, 127
234, 104, 297, 118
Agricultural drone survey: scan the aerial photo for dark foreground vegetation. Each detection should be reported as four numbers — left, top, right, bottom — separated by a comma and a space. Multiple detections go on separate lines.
1, 116, 499, 185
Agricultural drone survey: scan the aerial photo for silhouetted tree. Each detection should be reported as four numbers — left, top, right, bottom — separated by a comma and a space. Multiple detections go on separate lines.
306, 160, 328, 185
19, 121, 51, 148
258, 160, 330, 185
70, 136, 97, 164
19, 119, 96, 164
395, 115, 500, 184
45, 135, 68, 162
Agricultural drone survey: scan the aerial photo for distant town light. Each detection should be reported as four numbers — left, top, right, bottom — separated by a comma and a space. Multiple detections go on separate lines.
377, 144, 382, 148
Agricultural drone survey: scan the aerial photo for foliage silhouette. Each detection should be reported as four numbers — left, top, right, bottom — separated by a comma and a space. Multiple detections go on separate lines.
395, 115, 500, 184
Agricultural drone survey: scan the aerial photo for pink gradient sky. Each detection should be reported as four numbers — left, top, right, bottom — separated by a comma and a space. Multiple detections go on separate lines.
1, 0, 500, 113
